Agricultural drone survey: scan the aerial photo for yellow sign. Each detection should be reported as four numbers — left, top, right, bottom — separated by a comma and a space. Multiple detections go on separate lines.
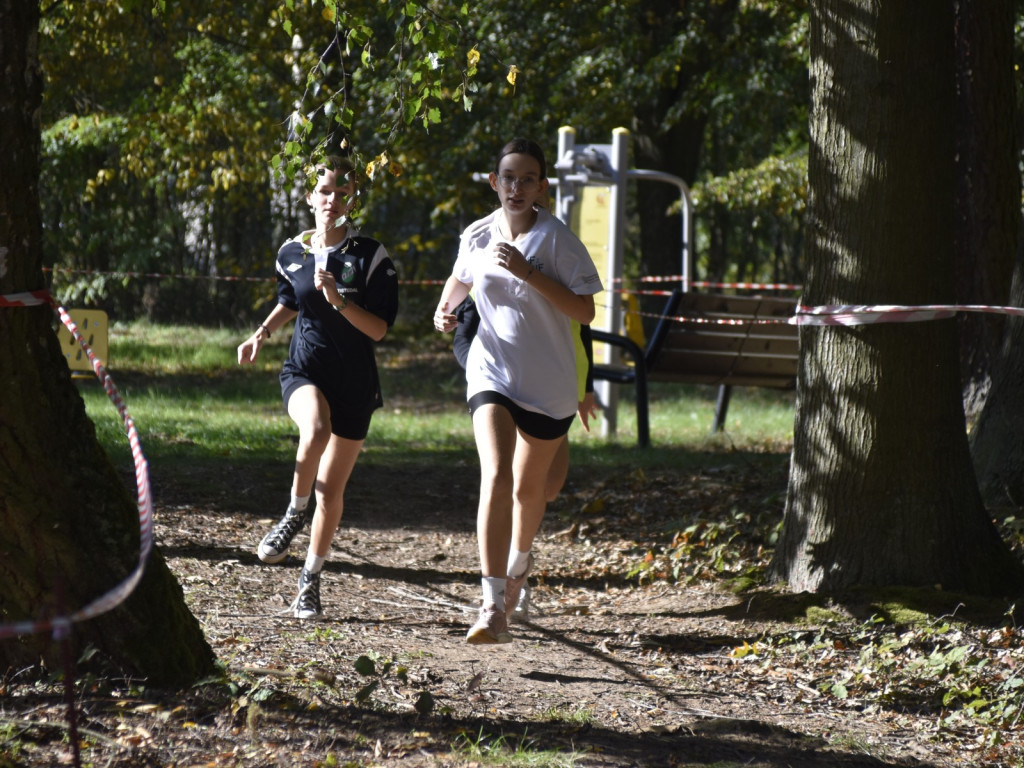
58, 308, 109, 375
570, 185, 612, 361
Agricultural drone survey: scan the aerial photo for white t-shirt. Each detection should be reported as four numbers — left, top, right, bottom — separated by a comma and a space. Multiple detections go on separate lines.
453, 208, 603, 419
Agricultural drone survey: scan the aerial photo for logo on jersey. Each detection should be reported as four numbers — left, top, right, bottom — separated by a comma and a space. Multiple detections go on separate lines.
341, 262, 356, 285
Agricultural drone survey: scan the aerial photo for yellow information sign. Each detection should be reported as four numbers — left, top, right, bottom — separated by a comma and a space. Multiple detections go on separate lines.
58, 308, 109, 375
570, 185, 612, 361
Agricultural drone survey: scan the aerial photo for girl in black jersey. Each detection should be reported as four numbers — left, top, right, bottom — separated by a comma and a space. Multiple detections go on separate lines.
237, 156, 399, 619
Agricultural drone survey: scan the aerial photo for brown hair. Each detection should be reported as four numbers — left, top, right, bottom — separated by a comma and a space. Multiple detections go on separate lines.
494, 138, 547, 179
317, 154, 355, 179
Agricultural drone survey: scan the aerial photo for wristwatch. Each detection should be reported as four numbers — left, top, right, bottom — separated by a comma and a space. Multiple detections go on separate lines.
335, 293, 348, 312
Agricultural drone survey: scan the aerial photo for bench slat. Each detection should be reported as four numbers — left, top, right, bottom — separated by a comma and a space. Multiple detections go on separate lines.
650, 372, 797, 389
674, 293, 797, 318
652, 349, 798, 386
661, 328, 798, 355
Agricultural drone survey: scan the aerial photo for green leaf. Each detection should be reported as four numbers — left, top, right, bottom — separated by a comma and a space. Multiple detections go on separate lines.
355, 680, 378, 703
404, 98, 422, 124
413, 691, 435, 715
354, 655, 376, 676
251, 687, 275, 703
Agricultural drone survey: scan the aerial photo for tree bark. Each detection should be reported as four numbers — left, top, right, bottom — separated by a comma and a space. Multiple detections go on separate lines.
771, 0, 1024, 595
962, 0, 1024, 510
0, 0, 215, 686
969, 224, 1024, 513
953, 0, 1018, 420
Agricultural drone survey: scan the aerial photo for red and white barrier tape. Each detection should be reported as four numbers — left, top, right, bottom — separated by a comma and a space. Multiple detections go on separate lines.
792, 303, 1024, 326
0, 289, 53, 307
601, 300, 1024, 328
43, 266, 444, 286
693, 280, 802, 291
18, 278, 1024, 328
634, 275, 804, 291
0, 291, 153, 640
43, 266, 806, 292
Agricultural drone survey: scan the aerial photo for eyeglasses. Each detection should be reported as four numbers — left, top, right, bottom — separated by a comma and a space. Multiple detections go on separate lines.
497, 175, 539, 191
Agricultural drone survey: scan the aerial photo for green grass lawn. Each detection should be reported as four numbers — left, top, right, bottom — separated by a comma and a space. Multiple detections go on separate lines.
76, 322, 795, 473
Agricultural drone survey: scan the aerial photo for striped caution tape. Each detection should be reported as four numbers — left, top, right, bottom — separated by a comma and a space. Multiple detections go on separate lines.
42, 266, 806, 292
42, 266, 447, 286
0, 291, 153, 640
694, 280, 802, 291
792, 303, 1024, 326
0, 289, 53, 307
600, 300, 1024, 328
635, 275, 804, 291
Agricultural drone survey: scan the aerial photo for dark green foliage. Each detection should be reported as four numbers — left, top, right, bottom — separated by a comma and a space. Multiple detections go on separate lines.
38, 1, 813, 325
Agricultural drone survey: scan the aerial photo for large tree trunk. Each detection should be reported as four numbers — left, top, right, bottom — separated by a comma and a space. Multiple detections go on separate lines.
772, 0, 1024, 595
953, 0, 1018, 421
970, 224, 1024, 512
963, 0, 1024, 510
0, 0, 215, 686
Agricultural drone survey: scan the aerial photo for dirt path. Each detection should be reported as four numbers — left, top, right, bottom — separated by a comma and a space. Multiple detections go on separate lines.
141, 459, 958, 768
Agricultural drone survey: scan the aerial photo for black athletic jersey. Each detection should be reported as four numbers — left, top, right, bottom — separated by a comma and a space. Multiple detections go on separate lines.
276, 229, 399, 414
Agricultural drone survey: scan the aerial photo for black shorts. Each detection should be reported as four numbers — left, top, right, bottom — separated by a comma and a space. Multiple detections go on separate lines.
468, 391, 574, 441
282, 373, 373, 440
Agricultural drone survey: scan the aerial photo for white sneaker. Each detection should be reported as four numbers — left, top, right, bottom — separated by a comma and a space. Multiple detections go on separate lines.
504, 553, 533, 621
466, 603, 512, 644
510, 581, 531, 623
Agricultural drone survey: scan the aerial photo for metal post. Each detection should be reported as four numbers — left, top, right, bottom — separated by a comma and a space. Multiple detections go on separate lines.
555, 126, 577, 223
597, 128, 629, 437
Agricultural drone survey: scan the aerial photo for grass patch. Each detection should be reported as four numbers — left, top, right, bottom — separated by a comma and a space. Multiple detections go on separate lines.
542, 705, 596, 726
452, 727, 583, 767
78, 323, 797, 472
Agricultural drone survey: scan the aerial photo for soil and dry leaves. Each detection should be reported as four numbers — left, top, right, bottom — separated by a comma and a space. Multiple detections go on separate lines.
2, 451, 1021, 767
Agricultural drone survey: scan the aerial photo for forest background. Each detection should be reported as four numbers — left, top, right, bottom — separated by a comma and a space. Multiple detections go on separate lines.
39, 0, 815, 335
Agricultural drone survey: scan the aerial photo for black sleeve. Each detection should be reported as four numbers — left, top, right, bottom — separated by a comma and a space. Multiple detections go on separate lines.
580, 323, 594, 393
452, 296, 479, 370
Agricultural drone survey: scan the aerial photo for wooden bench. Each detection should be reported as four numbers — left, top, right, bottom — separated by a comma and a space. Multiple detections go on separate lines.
592, 290, 799, 446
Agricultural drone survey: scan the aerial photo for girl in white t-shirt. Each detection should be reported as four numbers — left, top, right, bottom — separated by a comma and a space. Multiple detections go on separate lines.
434, 138, 603, 643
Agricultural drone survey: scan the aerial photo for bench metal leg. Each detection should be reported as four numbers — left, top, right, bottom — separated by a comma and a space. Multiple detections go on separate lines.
630, 362, 647, 450
636, 376, 650, 448
712, 385, 732, 433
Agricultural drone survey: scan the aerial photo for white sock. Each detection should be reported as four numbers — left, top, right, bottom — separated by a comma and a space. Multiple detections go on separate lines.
507, 549, 531, 579
290, 493, 311, 512
481, 577, 506, 608
304, 552, 325, 574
